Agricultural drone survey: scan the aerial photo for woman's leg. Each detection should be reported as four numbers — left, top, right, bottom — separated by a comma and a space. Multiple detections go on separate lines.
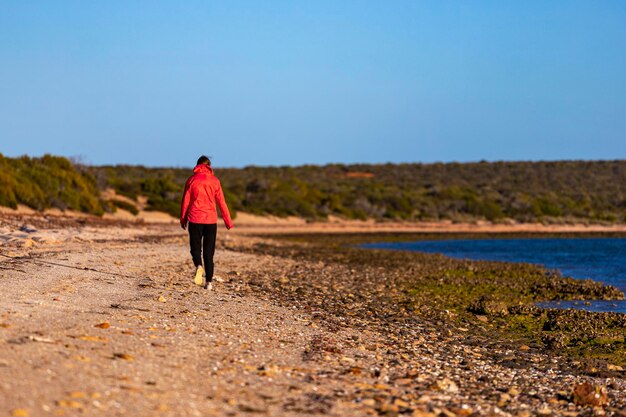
188, 222, 204, 268
202, 224, 217, 282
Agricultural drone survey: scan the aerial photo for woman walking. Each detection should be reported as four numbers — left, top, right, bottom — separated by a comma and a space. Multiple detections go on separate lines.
180, 155, 234, 290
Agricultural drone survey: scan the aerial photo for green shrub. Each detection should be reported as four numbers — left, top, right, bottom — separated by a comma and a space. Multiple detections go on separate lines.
3, 156, 619, 223
110, 199, 140, 215
0, 153, 104, 215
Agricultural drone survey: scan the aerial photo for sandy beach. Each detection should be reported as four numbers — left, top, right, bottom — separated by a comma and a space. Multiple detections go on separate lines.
1, 211, 625, 416
5, 1, 626, 414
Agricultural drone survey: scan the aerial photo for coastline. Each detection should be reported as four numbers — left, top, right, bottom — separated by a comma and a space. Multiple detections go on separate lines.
234, 213, 626, 235
3, 206, 626, 234
241, 232, 626, 367
1, 211, 625, 414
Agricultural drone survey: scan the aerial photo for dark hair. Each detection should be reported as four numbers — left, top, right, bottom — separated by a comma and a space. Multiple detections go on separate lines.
197, 155, 211, 166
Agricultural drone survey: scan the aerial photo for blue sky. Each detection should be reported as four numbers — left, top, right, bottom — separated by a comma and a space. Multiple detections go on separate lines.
1, 1, 625, 167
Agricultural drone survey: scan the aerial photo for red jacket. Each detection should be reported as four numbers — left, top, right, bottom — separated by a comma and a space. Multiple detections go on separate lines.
180, 164, 234, 229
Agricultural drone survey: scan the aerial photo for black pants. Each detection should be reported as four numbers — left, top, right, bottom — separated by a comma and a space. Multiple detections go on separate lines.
188, 222, 217, 282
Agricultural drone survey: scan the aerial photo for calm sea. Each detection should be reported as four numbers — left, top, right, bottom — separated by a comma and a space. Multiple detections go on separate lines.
361, 238, 626, 313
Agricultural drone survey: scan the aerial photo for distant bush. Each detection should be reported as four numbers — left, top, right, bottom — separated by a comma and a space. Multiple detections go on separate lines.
0, 153, 104, 215
2, 155, 624, 223
110, 199, 139, 215
90, 160, 626, 224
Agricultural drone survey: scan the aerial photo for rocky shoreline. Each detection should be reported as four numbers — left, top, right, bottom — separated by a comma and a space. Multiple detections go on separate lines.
221, 232, 626, 412
240, 233, 626, 367
1, 216, 625, 415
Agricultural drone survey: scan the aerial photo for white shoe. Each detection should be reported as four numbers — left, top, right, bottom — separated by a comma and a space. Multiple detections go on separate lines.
194, 266, 204, 286
205, 282, 213, 291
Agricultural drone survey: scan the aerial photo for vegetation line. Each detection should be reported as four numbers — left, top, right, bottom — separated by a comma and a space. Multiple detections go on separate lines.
2, 153, 625, 224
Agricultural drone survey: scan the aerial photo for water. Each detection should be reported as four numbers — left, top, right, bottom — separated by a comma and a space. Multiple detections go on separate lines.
361, 238, 626, 313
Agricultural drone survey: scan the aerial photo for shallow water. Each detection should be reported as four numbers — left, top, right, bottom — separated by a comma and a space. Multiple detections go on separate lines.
361, 238, 626, 313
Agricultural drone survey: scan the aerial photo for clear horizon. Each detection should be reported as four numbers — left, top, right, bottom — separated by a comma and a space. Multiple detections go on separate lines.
2, 1, 625, 167
2, 153, 623, 170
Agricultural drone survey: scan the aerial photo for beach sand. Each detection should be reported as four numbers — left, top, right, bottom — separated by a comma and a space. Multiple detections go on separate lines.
1, 210, 625, 416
